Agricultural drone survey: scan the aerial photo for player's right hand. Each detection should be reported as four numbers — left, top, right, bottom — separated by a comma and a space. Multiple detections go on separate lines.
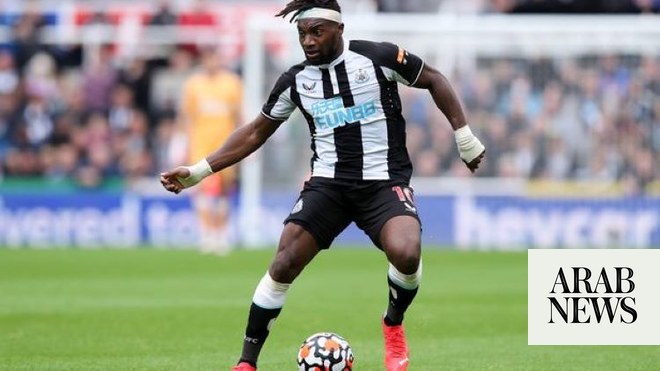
159, 167, 191, 194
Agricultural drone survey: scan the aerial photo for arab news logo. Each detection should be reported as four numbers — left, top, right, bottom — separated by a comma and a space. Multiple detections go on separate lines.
548, 266, 637, 324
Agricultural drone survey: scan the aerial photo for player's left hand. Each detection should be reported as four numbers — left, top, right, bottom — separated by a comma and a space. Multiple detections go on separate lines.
463, 149, 485, 173
454, 125, 486, 174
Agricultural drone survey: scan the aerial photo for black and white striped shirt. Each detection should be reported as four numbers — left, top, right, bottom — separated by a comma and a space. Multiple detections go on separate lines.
262, 40, 424, 182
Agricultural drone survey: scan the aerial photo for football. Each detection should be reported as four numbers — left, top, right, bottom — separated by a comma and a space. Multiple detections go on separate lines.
297, 332, 354, 371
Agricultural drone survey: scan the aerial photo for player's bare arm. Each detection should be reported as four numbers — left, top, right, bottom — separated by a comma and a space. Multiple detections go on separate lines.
160, 114, 283, 194
413, 64, 467, 130
413, 64, 486, 173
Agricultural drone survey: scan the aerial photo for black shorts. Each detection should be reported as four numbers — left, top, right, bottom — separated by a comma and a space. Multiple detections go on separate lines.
284, 177, 421, 249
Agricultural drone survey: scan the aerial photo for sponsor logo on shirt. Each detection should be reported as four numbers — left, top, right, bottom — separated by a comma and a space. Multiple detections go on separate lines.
310, 97, 377, 130
302, 82, 316, 91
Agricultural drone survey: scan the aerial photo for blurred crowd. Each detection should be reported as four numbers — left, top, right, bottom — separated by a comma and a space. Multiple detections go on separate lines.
0, 1, 658, 194
0, 1, 234, 188
401, 54, 659, 193
0, 46, 166, 187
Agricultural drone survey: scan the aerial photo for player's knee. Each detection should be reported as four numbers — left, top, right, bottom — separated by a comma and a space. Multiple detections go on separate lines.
270, 240, 311, 283
270, 223, 318, 282
385, 237, 421, 274
395, 251, 421, 275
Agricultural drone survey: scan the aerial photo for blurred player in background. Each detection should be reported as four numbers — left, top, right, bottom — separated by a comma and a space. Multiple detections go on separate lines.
180, 45, 242, 255
161, 0, 485, 369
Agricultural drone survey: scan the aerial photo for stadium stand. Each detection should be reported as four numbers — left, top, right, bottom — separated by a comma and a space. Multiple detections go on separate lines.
0, 0, 657, 197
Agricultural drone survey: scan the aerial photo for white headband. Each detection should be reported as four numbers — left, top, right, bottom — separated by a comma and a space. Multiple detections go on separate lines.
295, 8, 342, 23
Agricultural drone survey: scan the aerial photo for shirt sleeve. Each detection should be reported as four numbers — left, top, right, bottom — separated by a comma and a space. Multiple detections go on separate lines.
349, 40, 425, 86
261, 70, 297, 121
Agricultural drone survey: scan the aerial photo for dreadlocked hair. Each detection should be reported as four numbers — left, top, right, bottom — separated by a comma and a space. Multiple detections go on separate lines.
275, 0, 341, 23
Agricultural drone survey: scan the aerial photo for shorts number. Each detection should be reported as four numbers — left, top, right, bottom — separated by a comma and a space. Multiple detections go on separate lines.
392, 186, 415, 207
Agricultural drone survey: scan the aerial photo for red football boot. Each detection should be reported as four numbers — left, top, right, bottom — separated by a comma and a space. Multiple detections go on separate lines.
230, 362, 256, 371
382, 318, 410, 371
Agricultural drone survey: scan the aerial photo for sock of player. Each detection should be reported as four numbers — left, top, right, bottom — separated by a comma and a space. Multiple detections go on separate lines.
385, 262, 422, 326
239, 272, 290, 366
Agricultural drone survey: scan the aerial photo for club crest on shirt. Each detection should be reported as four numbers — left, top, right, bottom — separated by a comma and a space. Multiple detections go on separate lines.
302, 81, 316, 91
354, 68, 370, 84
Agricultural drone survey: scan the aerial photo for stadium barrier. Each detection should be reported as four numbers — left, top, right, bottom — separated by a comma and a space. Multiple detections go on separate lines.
1, 190, 657, 249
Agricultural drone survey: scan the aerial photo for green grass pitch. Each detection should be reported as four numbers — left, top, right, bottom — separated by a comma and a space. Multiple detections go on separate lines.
1, 248, 658, 370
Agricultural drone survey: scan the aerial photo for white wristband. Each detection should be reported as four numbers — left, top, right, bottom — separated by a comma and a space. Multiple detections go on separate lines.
454, 125, 485, 163
178, 159, 213, 188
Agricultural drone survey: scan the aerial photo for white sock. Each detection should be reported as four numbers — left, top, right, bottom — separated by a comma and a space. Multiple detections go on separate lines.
388, 261, 422, 290
252, 272, 291, 309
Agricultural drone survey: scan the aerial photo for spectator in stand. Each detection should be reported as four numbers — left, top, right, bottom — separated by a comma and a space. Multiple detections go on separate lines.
150, 1, 178, 26
82, 45, 117, 113
108, 84, 137, 133
117, 111, 154, 181
9, 1, 46, 74
0, 91, 20, 164
151, 47, 195, 117
23, 51, 59, 104
20, 90, 53, 148
0, 50, 19, 95
118, 58, 152, 115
